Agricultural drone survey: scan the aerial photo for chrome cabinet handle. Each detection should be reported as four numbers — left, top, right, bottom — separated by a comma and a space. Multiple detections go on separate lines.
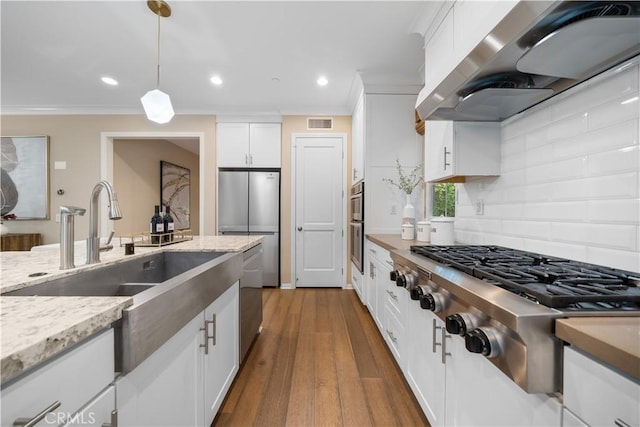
245, 154, 249, 165
386, 329, 397, 343
200, 319, 214, 354
433, 319, 442, 354
441, 327, 452, 364
249, 154, 253, 165
370, 248, 377, 254
210, 313, 217, 346
615, 419, 631, 427
386, 290, 398, 301
371, 263, 376, 279
102, 410, 118, 427
385, 260, 394, 267
443, 146, 451, 170
14, 401, 61, 427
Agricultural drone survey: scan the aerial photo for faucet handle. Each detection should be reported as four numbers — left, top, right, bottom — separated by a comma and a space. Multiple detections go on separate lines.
60, 205, 86, 216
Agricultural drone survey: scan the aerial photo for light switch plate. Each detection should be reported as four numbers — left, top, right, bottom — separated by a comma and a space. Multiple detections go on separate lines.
475, 200, 484, 215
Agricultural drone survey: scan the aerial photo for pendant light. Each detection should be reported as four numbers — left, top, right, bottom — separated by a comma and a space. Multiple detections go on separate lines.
141, 0, 174, 124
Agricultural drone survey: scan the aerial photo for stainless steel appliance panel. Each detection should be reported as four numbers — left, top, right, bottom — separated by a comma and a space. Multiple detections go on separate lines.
350, 222, 363, 273
218, 171, 249, 232
249, 171, 279, 233
240, 244, 263, 363
250, 232, 279, 287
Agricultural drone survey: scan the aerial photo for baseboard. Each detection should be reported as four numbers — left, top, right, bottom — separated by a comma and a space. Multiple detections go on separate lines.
280, 282, 294, 290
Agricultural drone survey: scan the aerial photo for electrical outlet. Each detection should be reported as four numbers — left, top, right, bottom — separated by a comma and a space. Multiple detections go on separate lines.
55, 213, 61, 223
475, 200, 484, 215
390, 204, 397, 215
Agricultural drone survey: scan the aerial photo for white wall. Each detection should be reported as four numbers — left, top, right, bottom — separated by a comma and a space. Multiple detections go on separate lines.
455, 60, 640, 273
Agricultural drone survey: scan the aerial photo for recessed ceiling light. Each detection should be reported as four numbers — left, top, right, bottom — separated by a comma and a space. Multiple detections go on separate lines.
101, 76, 118, 86
317, 76, 328, 86
210, 75, 223, 85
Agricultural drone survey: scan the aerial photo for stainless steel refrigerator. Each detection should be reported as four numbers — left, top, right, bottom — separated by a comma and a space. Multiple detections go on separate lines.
218, 169, 280, 287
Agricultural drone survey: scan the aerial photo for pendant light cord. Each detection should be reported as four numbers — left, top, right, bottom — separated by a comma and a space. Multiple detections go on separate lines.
156, 12, 161, 88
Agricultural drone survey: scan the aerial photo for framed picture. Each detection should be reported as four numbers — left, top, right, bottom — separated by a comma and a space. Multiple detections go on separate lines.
0, 136, 50, 219
160, 160, 190, 230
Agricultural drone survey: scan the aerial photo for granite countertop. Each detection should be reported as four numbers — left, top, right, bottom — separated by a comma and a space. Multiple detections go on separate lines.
366, 234, 426, 252
0, 235, 263, 383
556, 317, 640, 380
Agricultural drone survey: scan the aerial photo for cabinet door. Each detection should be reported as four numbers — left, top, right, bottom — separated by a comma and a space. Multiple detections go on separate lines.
406, 306, 446, 427
217, 123, 250, 167
352, 94, 364, 181
116, 314, 202, 427
63, 386, 115, 427
203, 281, 240, 425
249, 123, 281, 167
444, 335, 561, 427
425, 120, 454, 182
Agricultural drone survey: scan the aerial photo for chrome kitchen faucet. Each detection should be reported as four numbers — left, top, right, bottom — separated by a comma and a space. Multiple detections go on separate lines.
87, 180, 122, 264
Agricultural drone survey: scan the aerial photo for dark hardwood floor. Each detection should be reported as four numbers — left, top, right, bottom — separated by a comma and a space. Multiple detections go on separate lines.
213, 288, 429, 427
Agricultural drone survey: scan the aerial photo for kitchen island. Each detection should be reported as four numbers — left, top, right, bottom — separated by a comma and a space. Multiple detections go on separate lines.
0, 235, 263, 384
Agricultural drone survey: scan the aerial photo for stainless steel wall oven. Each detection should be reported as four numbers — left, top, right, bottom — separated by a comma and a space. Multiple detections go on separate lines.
350, 181, 364, 273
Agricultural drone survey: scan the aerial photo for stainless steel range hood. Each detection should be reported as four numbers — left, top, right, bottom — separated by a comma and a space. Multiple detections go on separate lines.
416, 1, 640, 122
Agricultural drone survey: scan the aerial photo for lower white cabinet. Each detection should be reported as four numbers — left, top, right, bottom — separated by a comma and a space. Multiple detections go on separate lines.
406, 302, 562, 427
351, 261, 365, 305
116, 281, 239, 427
563, 346, 639, 427
1, 329, 115, 427
63, 386, 115, 427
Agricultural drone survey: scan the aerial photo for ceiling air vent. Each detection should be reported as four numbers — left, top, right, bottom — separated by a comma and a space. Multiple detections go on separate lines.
307, 117, 333, 130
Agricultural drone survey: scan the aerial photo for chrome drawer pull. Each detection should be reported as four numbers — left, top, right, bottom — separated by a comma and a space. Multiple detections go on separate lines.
370, 248, 377, 254
441, 328, 451, 364
615, 419, 630, 427
386, 290, 398, 301
386, 329, 397, 343
433, 319, 442, 354
14, 400, 61, 427
200, 319, 214, 354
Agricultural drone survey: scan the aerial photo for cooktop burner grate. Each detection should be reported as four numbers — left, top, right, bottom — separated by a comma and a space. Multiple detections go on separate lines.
410, 245, 640, 309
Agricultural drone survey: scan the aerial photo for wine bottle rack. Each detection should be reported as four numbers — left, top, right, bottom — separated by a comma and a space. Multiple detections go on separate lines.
119, 229, 193, 247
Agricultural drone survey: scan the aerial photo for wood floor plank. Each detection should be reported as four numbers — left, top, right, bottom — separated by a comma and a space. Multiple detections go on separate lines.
362, 377, 400, 426
314, 331, 343, 426
340, 291, 381, 379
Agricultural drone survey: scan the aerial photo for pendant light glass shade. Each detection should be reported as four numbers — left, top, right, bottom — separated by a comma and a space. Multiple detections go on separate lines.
141, 88, 174, 124
142, 1, 173, 124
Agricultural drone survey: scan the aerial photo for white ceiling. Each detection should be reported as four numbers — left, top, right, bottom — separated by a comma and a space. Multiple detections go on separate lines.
1, 1, 439, 117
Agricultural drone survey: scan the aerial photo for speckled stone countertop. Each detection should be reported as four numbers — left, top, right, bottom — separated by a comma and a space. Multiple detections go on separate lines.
366, 234, 424, 252
0, 235, 262, 383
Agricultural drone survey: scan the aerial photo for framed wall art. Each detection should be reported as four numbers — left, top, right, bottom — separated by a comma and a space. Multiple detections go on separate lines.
0, 136, 50, 219
160, 160, 190, 230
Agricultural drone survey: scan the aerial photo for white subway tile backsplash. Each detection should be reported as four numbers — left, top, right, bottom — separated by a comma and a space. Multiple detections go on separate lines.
586, 146, 639, 176
551, 222, 637, 250
588, 199, 640, 224
587, 94, 640, 131
587, 246, 640, 272
454, 60, 640, 266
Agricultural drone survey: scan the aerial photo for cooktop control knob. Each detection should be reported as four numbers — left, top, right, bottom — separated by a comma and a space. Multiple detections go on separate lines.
421, 292, 446, 312
445, 313, 478, 336
389, 270, 398, 282
465, 328, 501, 358
396, 271, 418, 289
410, 285, 430, 301
395, 274, 407, 288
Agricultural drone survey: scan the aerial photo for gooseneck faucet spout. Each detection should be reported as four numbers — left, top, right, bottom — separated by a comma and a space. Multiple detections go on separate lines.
87, 180, 122, 264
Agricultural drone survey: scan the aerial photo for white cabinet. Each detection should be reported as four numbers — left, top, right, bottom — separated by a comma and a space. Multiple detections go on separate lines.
351, 93, 364, 182
217, 123, 281, 168
563, 346, 639, 427
406, 305, 446, 427
1, 329, 115, 427
63, 386, 115, 427
203, 281, 240, 423
405, 302, 561, 427
116, 282, 239, 427
425, 7, 454, 96
351, 261, 365, 305
425, 120, 501, 183
367, 240, 393, 332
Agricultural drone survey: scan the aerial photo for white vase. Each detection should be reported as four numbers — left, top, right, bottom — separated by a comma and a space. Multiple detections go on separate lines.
402, 194, 415, 239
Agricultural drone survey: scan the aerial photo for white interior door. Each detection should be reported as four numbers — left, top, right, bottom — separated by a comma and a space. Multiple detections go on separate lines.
294, 135, 344, 287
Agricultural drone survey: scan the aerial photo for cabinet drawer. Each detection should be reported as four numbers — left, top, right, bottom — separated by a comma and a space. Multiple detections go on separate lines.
384, 305, 405, 367
563, 346, 639, 427
368, 240, 392, 266
63, 386, 115, 427
384, 280, 407, 318
1, 329, 114, 427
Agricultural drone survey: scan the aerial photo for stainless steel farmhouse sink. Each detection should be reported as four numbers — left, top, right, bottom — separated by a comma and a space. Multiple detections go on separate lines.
6, 250, 243, 373
5, 251, 225, 297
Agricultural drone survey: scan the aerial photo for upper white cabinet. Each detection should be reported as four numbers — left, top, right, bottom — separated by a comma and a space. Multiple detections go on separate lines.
351, 94, 365, 182
425, 121, 501, 183
217, 123, 281, 168
422, 1, 519, 100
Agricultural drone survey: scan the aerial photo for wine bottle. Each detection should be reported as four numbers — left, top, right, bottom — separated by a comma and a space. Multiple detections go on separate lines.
150, 205, 164, 244
163, 205, 174, 242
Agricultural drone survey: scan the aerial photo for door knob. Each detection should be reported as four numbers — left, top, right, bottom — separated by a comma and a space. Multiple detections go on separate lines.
297, 227, 303, 231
